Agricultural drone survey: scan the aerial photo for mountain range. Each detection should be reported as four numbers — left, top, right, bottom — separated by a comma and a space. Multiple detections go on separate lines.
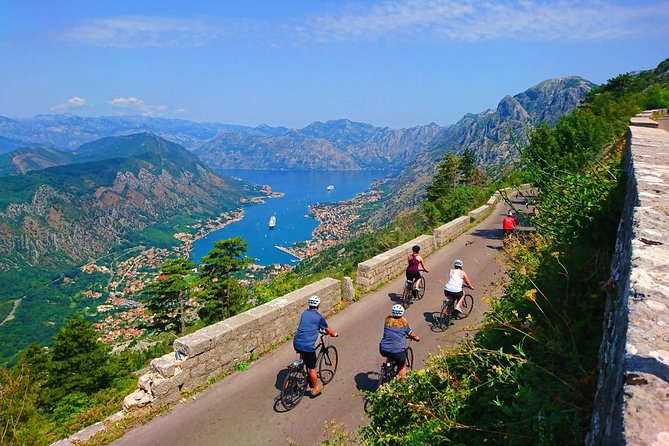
0, 75, 594, 362
367, 76, 595, 224
0, 133, 250, 271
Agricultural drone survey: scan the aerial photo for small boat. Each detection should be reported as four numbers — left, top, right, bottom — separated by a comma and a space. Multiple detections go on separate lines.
326, 185, 334, 191
268, 215, 276, 229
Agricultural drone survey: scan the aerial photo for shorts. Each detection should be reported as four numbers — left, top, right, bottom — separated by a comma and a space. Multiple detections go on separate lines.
295, 349, 317, 369
503, 229, 514, 237
444, 289, 463, 301
406, 269, 422, 281
380, 349, 406, 369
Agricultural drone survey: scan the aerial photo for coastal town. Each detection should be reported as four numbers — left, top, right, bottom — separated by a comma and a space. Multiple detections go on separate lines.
280, 178, 389, 259
83, 187, 285, 344
81, 180, 386, 345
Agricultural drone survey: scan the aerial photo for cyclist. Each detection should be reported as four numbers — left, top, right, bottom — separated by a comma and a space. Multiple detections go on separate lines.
406, 245, 429, 297
293, 295, 338, 397
443, 259, 474, 318
379, 304, 420, 379
503, 210, 516, 240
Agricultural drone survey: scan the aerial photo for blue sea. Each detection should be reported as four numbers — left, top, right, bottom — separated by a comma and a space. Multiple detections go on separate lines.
190, 170, 389, 265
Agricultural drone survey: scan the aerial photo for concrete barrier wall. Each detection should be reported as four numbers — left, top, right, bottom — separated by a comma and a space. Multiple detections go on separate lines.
587, 117, 669, 445
123, 278, 341, 410
356, 234, 436, 293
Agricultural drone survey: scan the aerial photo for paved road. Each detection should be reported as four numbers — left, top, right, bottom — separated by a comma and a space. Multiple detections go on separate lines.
111, 196, 523, 446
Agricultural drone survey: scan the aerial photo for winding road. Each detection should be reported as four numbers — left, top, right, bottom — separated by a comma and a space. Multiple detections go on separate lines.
111, 195, 524, 446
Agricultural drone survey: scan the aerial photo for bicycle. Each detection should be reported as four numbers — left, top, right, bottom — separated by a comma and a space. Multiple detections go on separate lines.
280, 330, 338, 410
401, 270, 427, 309
432, 286, 474, 331
378, 337, 415, 387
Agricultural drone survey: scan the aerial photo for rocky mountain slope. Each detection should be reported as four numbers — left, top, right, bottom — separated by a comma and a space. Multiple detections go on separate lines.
0, 133, 249, 270
193, 120, 447, 171
367, 76, 595, 225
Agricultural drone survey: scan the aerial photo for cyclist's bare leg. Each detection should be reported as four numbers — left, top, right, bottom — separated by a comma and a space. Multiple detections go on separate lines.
308, 368, 318, 390
398, 364, 408, 379
454, 294, 464, 312
300, 353, 320, 390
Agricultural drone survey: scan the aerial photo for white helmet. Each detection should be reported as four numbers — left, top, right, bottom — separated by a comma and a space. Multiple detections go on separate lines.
391, 304, 405, 317
307, 295, 321, 307
454, 259, 464, 267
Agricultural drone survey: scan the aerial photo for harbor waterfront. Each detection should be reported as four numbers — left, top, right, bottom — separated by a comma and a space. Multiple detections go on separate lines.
191, 170, 390, 265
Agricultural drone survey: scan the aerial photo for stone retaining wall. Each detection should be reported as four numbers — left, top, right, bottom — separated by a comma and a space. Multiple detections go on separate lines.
587, 115, 669, 445
356, 234, 436, 293
357, 189, 506, 292
433, 216, 470, 247
123, 278, 341, 410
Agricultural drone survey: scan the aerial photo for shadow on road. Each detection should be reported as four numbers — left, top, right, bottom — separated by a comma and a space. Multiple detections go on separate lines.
471, 227, 502, 240
274, 368, 288, 391
354, 371, 378, 392
387, 292, 404, 304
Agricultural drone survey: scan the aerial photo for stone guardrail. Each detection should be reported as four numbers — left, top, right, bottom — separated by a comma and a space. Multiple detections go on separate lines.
587, 115, 669, 445
357, 189, 508, 292
356, 234, 437, 293
123, 277, 341, 410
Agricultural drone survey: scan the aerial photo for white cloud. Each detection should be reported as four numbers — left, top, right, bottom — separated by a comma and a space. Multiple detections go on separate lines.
61, 16, 219, 49
108, 96, 168, 116
294, 0, 669, 43
50, 96, 88, 112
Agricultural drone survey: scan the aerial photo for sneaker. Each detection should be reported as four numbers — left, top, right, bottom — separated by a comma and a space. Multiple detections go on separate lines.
412, 289, 418, 298
311, 386, 322, 397
451, 309, 461, 319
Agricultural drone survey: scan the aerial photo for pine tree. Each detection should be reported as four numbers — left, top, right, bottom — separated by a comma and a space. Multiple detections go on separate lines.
42, 315, 116, 407
458, 148, 476, 186
197, 237, 252, 324
142, 257, 195, 336
426, 152, 460, 202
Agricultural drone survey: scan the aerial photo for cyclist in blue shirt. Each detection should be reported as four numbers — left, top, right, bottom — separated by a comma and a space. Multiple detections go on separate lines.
379, 304, 420, 379
293, 295, 338, 396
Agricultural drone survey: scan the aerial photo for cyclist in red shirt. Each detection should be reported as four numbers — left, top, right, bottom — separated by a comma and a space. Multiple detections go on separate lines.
503, 210, 516, 241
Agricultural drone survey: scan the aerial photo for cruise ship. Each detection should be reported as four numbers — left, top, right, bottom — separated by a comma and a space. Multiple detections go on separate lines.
268, 215, 276, 229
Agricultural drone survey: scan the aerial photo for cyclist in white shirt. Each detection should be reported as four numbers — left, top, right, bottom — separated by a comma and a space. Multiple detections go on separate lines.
443, 259, 474, 317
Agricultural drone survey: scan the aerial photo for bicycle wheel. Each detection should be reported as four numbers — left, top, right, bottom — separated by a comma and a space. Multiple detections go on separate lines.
317, 345, 338, 384
436, 301, 452, 330
415, 279, 425, 300
458, 294, 474, 319
405, 346, 414, 370
281, 367, 308, 410
401, 282, 412, 309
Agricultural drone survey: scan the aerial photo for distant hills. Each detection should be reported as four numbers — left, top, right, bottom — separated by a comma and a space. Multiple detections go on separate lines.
0, 76, 593, 176
0, 133, 249, 271
0, 146, 74, 175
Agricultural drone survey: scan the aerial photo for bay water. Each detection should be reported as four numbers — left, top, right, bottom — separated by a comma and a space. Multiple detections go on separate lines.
191, 170, 388, 265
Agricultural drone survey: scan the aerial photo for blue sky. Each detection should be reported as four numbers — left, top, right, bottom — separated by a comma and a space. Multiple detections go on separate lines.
1, 0, 667, 129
